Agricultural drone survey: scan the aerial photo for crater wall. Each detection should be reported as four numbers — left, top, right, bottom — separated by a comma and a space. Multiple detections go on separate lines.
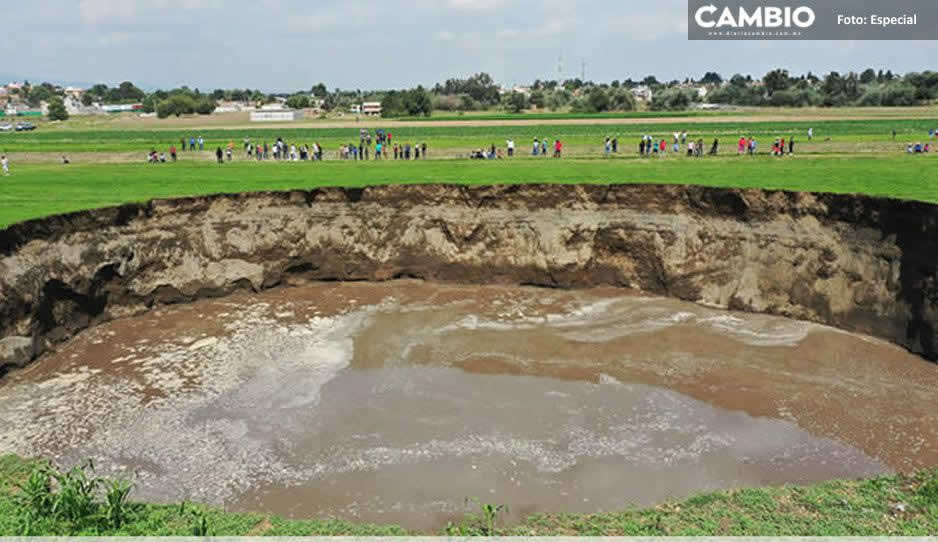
2, 184, 937, 374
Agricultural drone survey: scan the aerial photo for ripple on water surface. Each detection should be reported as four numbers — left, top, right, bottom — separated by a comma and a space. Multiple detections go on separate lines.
0, 281, 935, 531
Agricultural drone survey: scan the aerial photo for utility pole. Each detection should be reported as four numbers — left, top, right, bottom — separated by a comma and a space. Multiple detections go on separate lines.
557, 55, 564, 81
581, 59, 587, 81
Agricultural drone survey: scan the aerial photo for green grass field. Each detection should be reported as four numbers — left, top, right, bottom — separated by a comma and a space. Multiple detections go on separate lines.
2, 455, 936, 536
2, 117, 936, 154
1, 154, 935, 228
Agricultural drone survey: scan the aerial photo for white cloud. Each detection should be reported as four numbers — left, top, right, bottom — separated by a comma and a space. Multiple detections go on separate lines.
448, 0, 502, 10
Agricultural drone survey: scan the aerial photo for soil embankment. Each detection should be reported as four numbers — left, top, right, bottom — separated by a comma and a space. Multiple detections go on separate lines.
2, 183, 938, 374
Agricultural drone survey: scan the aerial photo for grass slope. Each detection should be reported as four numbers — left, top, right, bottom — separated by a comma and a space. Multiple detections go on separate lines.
1, 155, 936, 228
1, 455, 936, 536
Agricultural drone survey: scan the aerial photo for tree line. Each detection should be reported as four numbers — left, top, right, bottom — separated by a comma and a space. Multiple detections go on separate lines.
12, 66, 938, 122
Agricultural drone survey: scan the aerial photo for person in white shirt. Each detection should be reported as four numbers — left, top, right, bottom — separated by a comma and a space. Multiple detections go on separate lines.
506, 139, 515, 157
1, 155, 9, 175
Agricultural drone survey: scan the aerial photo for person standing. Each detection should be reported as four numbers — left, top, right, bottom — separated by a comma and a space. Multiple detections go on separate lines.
415, 144, 421, 160
189, 136, 196, 151
507, 139, 515, 157
1, 155, 9, 175
375, 141, 383, 159
554, 139, 562, 158
198, 136, 205, 151
541, 138, 547, 156
612, 137, 618, 153
170, 145, 177, 162
533, 138, 540, 156
180, 137, 186, 152
808, 127, 813, 141
789, 136, 795, 155
422, 142, 427, 158
639, 138, 645, 156
604, 137, 611, 157
215, 147, 223, 163
681, 131, 687, 145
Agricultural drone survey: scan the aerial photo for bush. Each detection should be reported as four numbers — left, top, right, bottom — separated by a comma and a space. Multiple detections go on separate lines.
651, 87, 700, 111
285, 94, 310, 109
857, 83, 918, 107
47, 98, 69, 121
156, 95, 197, 118
195, 98, 216, 115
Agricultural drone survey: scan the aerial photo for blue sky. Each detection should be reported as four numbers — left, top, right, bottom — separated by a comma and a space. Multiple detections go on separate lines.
4, 0, 938, 92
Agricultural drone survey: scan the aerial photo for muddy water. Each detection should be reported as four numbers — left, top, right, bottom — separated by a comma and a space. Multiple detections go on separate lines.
1, 281, 936, 531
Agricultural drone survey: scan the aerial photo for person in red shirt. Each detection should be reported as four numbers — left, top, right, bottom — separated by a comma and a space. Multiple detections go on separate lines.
554, 139, 562, 158
169, 145, 177, 162
659, 140, 666, 153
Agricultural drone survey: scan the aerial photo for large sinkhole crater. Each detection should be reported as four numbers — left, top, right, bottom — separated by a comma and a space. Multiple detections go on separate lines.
2, 183, 938, 529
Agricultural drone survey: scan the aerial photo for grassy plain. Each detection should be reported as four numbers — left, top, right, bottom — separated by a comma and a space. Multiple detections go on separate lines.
1, 154, 936, 228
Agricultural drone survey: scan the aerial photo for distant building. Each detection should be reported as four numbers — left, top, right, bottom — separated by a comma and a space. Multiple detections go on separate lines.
101, 104, 143, 113
250, 109, 303, 122
631, 86, 653, 102
64, 87, 85, 98
361, 102, 382, 116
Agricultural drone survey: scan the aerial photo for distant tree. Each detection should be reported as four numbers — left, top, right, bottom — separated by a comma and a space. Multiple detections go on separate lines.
504, 91, 528, 113
608, 88, 637, 111
195, 98, 216, 115
285, 94, 310, 109
156, 94, 197, 118
26, 85, 53, 107
405, 86, 433, 116
642, 75, 660, 87
47, 97, 69, 120
311, 83, 328, 98
860, 69, 877, 84
81, 93, 94, 106
586, 87, 611, 112
763, 69, 791, 96
529, 90, 546, 109
212, 88, 226, 100
700, 71, 723, 85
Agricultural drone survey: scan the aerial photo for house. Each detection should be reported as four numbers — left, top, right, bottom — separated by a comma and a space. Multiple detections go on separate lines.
361, 102, 382, 116
250, 109, 303, 122
631, 86, 653, 102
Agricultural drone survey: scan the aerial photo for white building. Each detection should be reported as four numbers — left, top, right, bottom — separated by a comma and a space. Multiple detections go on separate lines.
631, 86, 653, 102
361, 102, 382, 116
250, 109, 304, 122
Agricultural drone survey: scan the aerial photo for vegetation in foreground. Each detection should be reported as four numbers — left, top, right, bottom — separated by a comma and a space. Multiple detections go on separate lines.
1, 154, 936, 229
1, 455, 937, 535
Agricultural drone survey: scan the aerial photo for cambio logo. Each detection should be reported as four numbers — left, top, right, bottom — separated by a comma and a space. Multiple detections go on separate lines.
694, 4, 816, 29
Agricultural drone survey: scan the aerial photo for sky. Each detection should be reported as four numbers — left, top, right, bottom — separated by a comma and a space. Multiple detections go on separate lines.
3, 0, 937, 92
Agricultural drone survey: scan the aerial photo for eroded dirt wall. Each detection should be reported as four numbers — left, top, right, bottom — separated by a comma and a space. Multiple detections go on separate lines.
2, 183, 937, 374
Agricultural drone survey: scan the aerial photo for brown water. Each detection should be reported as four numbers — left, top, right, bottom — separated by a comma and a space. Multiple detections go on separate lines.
1, 281, 936, 531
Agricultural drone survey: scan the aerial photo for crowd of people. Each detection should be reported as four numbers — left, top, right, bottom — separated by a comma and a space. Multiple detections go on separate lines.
472, 138, 564, 160
136, 125, 938, 165
635, 132, 717, 157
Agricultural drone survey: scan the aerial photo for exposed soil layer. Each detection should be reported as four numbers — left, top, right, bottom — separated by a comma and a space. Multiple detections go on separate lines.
3, 184, 938, 375
4, 282, 932, 530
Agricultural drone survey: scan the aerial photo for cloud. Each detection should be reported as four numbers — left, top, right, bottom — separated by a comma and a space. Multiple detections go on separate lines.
3, 0, 938, 92
448, 0, 502, 10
